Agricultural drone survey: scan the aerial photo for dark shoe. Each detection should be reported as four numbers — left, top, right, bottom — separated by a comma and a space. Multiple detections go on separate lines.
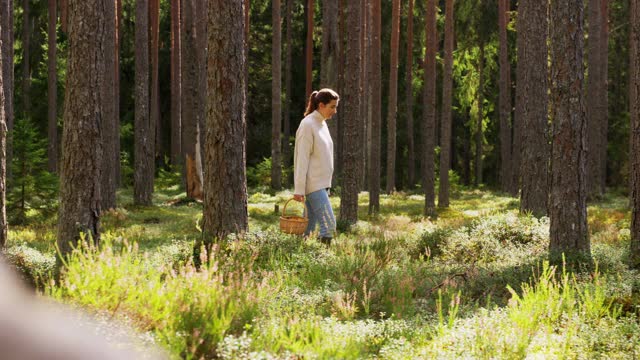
320, 237, 332, 246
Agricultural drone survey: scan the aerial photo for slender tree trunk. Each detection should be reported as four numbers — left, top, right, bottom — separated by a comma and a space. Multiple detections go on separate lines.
305, 0, 314, 99
630, 0, 640, 268
438, 0, 453, 207
475, 40, 484, 186
422, 0, 437, 216
203, 0, 248, 246
181, 0, 203, 199
283, 0, 292, 186
368, 0, 381, 215
0, 16, 7, 247
134, 0, 154, 205
47, 0, 57, 173
599, 0, 608, 194
150, 0, 161, 168
0, 0, 12, 183
321, 0, 339, 186
360, 0, 368, 191
21, 0, 30, 115
57, 0, 105, 256
115, 0, 121, 185
196, 0, 207, 177
171, 0, 181, 166
498, 0, 511, 192
519, 0, 550, 217
101, 0, 117, 210
406, 0, 415, 188
549, 0, 590, 260
385, 0, 400, 193
587, 0, 604, 198
339, 0, 362, 225
271, 0, 282, 190
59, 0, 67, 32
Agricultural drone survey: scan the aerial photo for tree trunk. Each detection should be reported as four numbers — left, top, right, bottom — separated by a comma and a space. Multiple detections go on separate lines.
385, 0, 400, 193
196, 0, 207, 177
519, 0, 550, 217
60, 0, 67, 32
150, 0, 161, 168
406, 0, 415, 188
283, 0, 293, 186
134, 0, 154, 205
47, 0, 57, 173
0, 15, 7, 247
599, 0, 608, 194
101, 0, 117, 210
171, 0, 181, 166
475, 40, 484, 186
338, 0, 362, 225
271, 0, 282, 190
498, 0, 511, 193
203, 0, 248, 245
360, 0, 368, 191
630, 0, 640, 268
321, 0, 339, 186
115, 0, 121, 185
181, 0, 203, 200
305, 0, 314, 99
549, 0, 590, 260
57, 0, 105, 256
422, 0, 437, 217
587, 0, 605, 198
0, 0, 12, 183
439, 0, 453, 207
21, 0, 29, 115
368, 0, 381, 215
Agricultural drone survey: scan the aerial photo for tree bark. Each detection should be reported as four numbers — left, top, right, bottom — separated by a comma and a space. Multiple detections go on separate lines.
0, 0, 12, 183
338, 0, 362, 225
21, 0, 29, 115
0, 15, 7, 248
549, 0, 590, 259
115, 0, 121, 185
587, 0, 605, 198
406, 0, 415, 188
170, 0, 181, 166
271, 0, 282, 190
150, 0, 161, 167
57, 0, 105, 256
101, 0, 117, 210
598, 0, 608, 194
203, 0, 248, 243
47, 0, 57, 173
321, 0, 339, 186
368, 0, 381, 215
630, 0, 640, 268
305, 0, 314, 99
422, 0, 437, 216
498, 0, 511, 193
385, 0, 400, 193
438, 0, 453, 207
475, 40, 484, 186
134, 0, 154, 205
283, 0, 293, 186
519, 0, 550, 217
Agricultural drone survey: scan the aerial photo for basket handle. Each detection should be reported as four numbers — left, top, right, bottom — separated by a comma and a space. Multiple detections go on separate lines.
282, 198, 308, 219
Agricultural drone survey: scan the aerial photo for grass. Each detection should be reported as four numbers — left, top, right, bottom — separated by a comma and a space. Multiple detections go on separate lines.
3, 184, 640, 359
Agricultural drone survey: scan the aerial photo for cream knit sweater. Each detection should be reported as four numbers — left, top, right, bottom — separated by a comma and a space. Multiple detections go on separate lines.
294, 110, 334, 195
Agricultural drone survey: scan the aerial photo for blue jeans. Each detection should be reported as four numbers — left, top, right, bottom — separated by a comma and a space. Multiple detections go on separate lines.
304, 189, 336, 238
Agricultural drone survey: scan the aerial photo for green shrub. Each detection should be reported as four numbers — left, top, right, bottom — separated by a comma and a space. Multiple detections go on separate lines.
3, 244, 56, 287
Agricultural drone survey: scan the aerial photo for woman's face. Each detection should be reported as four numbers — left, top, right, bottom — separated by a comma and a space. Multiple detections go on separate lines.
318, 100, 339, 119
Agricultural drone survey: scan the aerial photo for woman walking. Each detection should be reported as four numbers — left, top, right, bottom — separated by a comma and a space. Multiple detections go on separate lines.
293, 88, 340, 245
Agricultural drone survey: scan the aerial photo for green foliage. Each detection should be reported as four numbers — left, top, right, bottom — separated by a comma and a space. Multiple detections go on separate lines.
8, 118, 59, 225
246, 157, 292, 188
2, 244, 56, 287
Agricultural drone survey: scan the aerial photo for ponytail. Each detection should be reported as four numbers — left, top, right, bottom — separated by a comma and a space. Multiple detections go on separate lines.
303, 88, 340, 116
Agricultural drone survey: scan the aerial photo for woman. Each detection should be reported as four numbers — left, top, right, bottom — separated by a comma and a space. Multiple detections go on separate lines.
293, 88, 339, 245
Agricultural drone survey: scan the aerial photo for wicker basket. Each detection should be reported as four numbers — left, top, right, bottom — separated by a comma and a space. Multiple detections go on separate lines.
279, 198, 309, 235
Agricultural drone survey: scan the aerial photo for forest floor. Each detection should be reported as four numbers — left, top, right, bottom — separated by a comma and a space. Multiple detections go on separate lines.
3, 181, 640, 359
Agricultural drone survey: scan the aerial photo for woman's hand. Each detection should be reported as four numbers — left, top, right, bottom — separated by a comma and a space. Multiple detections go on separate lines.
293, 194, 305, 202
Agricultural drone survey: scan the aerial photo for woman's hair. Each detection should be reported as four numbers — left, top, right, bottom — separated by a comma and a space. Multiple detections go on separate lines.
304, 88, 340, 116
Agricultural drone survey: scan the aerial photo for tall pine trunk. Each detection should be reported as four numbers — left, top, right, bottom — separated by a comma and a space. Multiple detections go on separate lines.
134, 0, 154, 205
498, 0, 511, 192
283, 0, 292, 186
422, 0, 437, 216
368, 0, 381, 215
339, 0, 362, 225
385, 0, 400, 193
150, 0, 161, 167
47, 0, 57, 173
305, 0, 314, 99
57, 0, 106, 256
202, 0, 248, 251
406, 0, 415, 188
115, 0, 122, 185
630, 0, 640, 268
519, 0, 550, 217
475, 40, 484, 186
438, 0, 453, 207
0, 16, 6, 248
321, 0, 339, 186
0, 0, 12, 182
271, 0, 282, 190
170, 0, 181, 166
587, 0, 605, 198
598, 0, 608, 194
549, 0, 590, 260
21, 0, 29, 115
